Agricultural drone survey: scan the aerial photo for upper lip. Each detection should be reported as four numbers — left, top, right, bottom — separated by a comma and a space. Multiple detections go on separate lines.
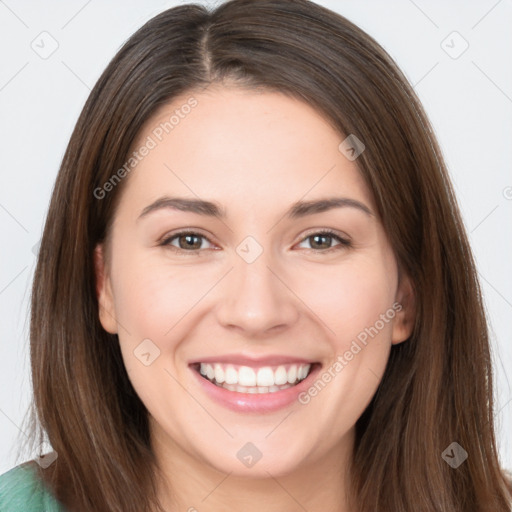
189, 354, 318, 368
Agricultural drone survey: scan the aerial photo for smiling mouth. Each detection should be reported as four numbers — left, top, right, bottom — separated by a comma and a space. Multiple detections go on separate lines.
192, 362, 319, 394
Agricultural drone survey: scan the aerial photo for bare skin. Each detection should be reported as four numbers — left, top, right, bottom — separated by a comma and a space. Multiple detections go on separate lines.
95, 85, 414, 511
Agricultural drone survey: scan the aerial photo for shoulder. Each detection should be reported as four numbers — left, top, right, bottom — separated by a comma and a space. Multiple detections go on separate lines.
0, 461, 66, 511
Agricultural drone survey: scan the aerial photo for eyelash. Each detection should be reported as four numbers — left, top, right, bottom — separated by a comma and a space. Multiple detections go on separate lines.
159, 228, 352, 255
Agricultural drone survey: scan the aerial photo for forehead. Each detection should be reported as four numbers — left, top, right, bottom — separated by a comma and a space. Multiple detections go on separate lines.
120, 86, 375, 217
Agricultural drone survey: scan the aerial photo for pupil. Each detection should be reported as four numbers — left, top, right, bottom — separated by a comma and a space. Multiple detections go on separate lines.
312, 234, 330, 249
180, 235, 201, 249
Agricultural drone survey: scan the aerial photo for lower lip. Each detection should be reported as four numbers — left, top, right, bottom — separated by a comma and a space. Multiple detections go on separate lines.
190, 364, 321, 413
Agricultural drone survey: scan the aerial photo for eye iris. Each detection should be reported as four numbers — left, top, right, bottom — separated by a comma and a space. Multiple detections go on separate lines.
179, 234, 202, 250
310, 234, 332, 250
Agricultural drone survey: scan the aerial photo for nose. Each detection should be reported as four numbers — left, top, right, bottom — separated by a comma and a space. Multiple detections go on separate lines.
215, 249, 300, 337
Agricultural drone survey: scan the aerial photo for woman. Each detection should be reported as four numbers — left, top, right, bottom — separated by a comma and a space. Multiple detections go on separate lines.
1, 0, 510, 510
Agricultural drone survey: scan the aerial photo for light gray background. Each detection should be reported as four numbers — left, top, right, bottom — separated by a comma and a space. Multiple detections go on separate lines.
1, 0, 511, 474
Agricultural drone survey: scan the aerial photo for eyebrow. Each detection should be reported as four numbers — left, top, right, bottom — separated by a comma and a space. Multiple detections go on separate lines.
137, 195, 374, 221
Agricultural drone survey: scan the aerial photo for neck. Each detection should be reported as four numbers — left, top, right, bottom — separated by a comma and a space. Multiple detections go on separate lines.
150, 421, 355, 512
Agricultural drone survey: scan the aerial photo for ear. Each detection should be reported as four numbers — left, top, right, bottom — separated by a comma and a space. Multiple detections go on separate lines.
94, 244, 118, 334
391, 271, 415, 345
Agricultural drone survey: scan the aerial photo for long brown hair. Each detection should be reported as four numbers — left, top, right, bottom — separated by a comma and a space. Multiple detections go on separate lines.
20, 0, 511, 510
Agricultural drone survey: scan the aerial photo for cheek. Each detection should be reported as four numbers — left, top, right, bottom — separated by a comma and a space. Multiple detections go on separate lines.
293, 255, 397, 347
108, 255, 185, 372
110, 253, 225, 396
111, 252, 208, 334
298, 257, 397, 417
111, 260, 200, 411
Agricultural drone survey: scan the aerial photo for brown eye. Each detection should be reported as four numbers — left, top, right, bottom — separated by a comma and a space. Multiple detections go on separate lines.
297, 230, 351, 252
309, 234, 333, 250
160, 231, 214, 252
176, 233, 203, 250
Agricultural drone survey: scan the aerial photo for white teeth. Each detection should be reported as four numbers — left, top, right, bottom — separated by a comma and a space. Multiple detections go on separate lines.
198, 362, 312, 392
225, 365, 238, 385
238, 366, 256, 387
256, 367, 275, 387
214, 364, 225, 384
217, 382, 293, 394
274, 366, 288, 385
287, 365, 297, 384
205, 364, 215, 381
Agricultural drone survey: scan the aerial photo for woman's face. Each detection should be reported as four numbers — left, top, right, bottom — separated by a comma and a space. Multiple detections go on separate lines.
95, 86, 413, 479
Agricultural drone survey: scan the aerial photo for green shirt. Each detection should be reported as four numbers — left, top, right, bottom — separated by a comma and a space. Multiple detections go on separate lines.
0, 462, 66, 511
